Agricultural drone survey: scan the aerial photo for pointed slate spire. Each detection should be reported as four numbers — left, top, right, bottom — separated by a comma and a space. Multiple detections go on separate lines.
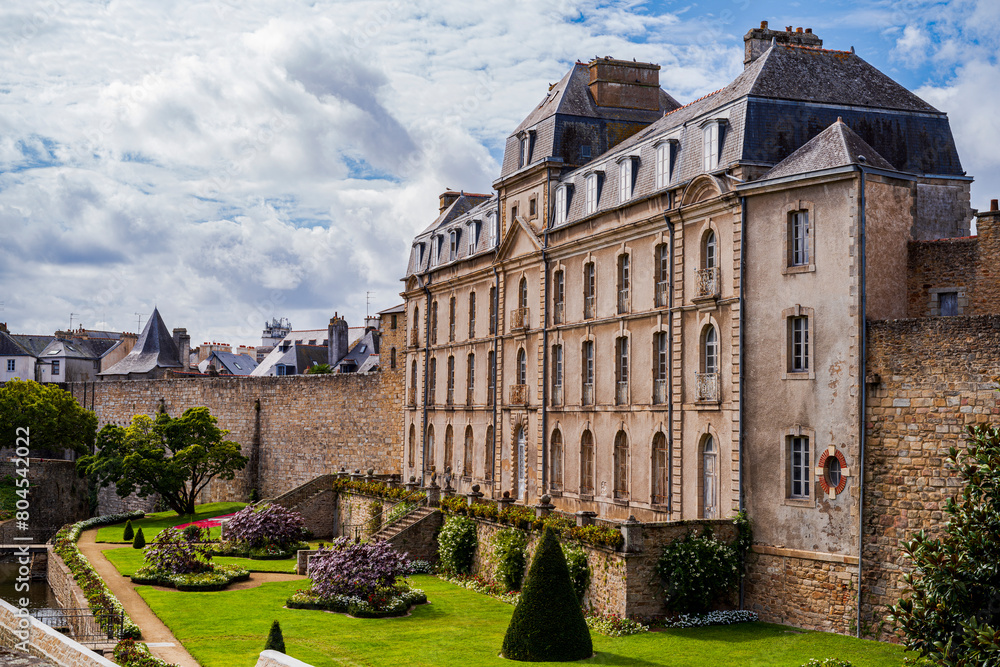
761, 117, 895, 181
99, 307, 181, 377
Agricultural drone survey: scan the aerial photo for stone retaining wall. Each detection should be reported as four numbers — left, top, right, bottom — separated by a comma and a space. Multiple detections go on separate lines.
0, 598, 116, 667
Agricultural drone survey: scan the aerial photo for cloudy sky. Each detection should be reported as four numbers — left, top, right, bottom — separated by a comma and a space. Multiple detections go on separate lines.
1, 0, 997, 347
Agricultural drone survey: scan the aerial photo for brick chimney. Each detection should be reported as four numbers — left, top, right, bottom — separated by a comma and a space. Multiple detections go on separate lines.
172, 328, 190, 370
744, 21, 823, 67
587, 57, 661, 111
328, 313, 349, 368
439, 191, 461, 214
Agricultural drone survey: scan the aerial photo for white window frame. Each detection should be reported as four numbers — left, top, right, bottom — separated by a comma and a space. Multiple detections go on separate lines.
702, 121, 723, 172
555, 185, 568, 225
468, 221, 480, 254
585, 173, 599, 215
791, 211, 810, 266
790, 435, 811, 499
618, 158, 633, 202
703, 326, 718, 374
449, 231, 458, 261
6, 360, 14, 372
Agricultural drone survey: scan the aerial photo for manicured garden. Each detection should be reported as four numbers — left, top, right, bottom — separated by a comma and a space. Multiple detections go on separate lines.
95, 502, 246, 543
133, 575, 907, 667
102, 546, 298, 575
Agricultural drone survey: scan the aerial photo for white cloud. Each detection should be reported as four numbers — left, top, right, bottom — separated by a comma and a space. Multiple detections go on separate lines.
891, 24, 931, 67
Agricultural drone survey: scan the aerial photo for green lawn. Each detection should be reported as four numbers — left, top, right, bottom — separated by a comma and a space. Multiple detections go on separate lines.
95, 502, 246, 543
102, 546, 297, 575
136, 575, 908, 667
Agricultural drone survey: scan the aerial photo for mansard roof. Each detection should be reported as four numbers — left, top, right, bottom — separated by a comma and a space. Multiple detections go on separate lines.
761, 118, 895, 180
406, 195, 498, 277
100, 307, 181, 376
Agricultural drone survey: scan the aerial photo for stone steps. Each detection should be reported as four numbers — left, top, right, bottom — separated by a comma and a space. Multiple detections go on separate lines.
372, 507, 434, 541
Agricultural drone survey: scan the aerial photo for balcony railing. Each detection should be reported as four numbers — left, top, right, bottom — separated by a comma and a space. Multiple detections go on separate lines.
584, 295, 596, 319
653, 378, 667, 405
410, 329, 419, 347
487, 385, 494, 406
510, 384, 529, 405
655, 280, 669, 307
467, 386, 474, 405
696, 372, 720, 403
551, 384, 563, 406
510, 307, 529, 331
582, 383, 594, 406
695, 267, 720, 299
616, 380, 629, 405
617, 290, 630, 314
553, 302, 564, 325
408, 386, 417, 406
447, 387, 454, 405
428, 388, 436, 404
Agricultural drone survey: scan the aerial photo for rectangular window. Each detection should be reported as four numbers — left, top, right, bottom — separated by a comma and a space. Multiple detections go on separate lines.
52, 360, 60, 376
654, 332, 668, 405
616, 337, 629, 405
520, 136, 531, 167
790, 436, 810, 498
656, 143, 670, 189
467, 354, 475, 405
552, 345, 563, 406
790, 211, 810, 266
469, 222, 480, 254
580, 145, 591, 161
584, 262, 596, 319
553, 270, 565, 325
582, 341, 594, 405
656, 243, 670, 307
6, 360, 14, 372
489, 287, 497, 334
790, 316, 809, 372
447, 356, 455, 405
940, 292, 958, 316
487, 350, 495, 406
703, 123, 719, 171
469, 292, 476, 338
617, 254, 630, 314
619, 159, 633, 202
585, 174, 598, 215
529, 196, 537, 217
555, 186, 567, 225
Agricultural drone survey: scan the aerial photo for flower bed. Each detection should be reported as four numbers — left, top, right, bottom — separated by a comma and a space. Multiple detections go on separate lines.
439, 495, 624, 550
129, 527, 250, 591
52, 511, 146, 640
212, 541, 306, 560
216, 502, 309, 559
286, 587, 427, 618
131, 563, 250, 591
653, 609, 759, 628
333, 477, 427, 503
113, 638, 179, 667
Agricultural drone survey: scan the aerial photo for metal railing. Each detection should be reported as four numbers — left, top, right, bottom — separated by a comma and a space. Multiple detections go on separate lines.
653, 378, 667, 405
510, 307, 529, 331
695, 267, 720, 299
340, 488, 428, 542
616, 380, 629, 405
655, 280, 669, 307
582, 383, 594, 406
617, 290, 630, 314
32, 607, 123, 646
510, 383, 529, 405
584, 295, 596, 319
696, 372, 720, 402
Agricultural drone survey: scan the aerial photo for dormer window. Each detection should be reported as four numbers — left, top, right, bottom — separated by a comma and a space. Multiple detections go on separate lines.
554, 185, 570, 225
584, 171, 602, 215
449, 230, 459, 260
487, 212, 498, 246
519, 132, 534, 168
702, 120, 726, 172
618, 157, 636, 202
431, 236, 442, 267
580, 145, 591, 161
417, 243, 425, 266
468, 221, 481, 253
656, 139, 678, 189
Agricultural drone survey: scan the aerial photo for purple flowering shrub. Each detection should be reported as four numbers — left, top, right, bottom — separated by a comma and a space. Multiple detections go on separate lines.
224, 503, 307, 551
142, 528, 214, 575
310, 537, 408, 601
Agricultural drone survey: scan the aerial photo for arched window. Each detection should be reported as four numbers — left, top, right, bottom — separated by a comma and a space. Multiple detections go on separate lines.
517, 348, 527, 385
410, 360, 418, 406
617, 253, 630, 313
444, 425, 454, 474
580, 430, 595, 495
489, 286, 497, 334
516, 427, 527, 500
703, 229, 717, 269
702, 435, 717, 518
412, 306, 420, 346
703, 326, 718, 374
447, 355, 455, 405
613, 430, 629, 500
466, 353, 475, 405
408, 424, 416, 468
519, 276, 528, 309
426, 425, 435, 470
430, 301, 439, 345
428, 357, 437, 403
550, 429, 563, 491
485, 425, 494, 480
463, 426, 474, 477
652, 432, 668, 504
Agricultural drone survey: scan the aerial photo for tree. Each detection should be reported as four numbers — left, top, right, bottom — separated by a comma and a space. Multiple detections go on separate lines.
122, 520, 134, 541
889, 425, 1000, 665
264, 620, 285, 653
501, 527, 592, 661
0, 379, 96, 455
78, 407, 248, 515
132, 527, 145, 549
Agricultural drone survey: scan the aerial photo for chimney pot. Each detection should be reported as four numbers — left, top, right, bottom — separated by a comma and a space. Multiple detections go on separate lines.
805, 28, 812, 34
786, 26, 793, 32
796, 27, 803, 33
760, 20, 768, 29
992, 199, 998, 212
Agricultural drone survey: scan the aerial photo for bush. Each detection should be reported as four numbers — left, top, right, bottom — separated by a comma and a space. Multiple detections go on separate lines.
889, 425, 1000, 665
113, 638, 178, 667
264, 620, 285, 653
309, 537, 407, 600
367, 501, 383, 533
655, 529, 739, 614
561, 543, 590, 602
437, 515, 477, 576
801, 660, 852, 667
501, 527, 592, 661
123, 520, 134, 541
142, 528, 213, 575
287, 587, 427, 618
182, 525, 204, 542
223, 502, 307, 551
132, 528, 145, 549
491, 528, 528, 592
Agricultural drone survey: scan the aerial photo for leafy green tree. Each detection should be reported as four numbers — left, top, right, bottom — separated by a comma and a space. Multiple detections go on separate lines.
122, 520, 134, 541
889, 425, 1000, 665
0, 379, 96, 455
132, 527, 145, 549
264, 620, 285, 653
306, 363, 333, 374
501, 527, 592, 661
78, 407, 248, 515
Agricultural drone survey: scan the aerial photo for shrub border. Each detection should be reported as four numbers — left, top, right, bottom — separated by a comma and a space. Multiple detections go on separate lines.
51, 511, 146, 640
130, 564, 250, 591
286, 588, 428, 618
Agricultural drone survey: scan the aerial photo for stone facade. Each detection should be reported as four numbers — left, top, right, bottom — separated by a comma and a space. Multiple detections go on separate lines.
0, 598, 115, 667
0, 460, 88, 543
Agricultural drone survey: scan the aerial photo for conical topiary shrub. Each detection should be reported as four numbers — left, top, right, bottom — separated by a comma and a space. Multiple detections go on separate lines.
132, 527, 145, 549
264, 620, 285, 653
501, 527, 592, 661
122, 520, 134, 541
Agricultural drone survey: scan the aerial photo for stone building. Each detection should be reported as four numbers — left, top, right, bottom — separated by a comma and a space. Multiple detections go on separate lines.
401, 21, 980, 631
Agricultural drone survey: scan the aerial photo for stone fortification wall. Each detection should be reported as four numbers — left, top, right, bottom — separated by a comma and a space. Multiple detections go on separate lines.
862, 315, 1000, 639
0, 461, 88, 543
67, 372, 403, 511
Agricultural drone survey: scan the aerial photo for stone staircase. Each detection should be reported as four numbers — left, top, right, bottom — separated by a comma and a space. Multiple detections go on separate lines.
268, 474, 337, 539
375, 506, 442, 562
372, 506, 435, 541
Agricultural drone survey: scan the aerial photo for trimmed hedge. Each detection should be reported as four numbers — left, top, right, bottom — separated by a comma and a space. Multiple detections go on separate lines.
52, 511, 146, 640
332, 477, 426, 502
264, 620, 285, 653
287, 588, 427, 618
501, 527, 592, 661
130, 564, 250, 591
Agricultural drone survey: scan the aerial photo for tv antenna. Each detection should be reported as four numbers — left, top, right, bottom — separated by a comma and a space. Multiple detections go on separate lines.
134, 312, 144, 332
69, 313, 79, 331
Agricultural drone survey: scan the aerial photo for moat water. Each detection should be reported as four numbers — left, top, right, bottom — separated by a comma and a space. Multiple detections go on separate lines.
0, 561, 58, 610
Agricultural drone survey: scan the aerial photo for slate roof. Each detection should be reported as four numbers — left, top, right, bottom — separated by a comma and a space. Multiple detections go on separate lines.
100, 308, 181, 376
40, 338, 120, 361
407, 195, 499, 276
761, 118, 895, 180
377, 303, 406, 315
419, 193, 493, 235
0, 331, 34, 357
333, 329, 379, 373
206, 351, 258, 376
9, 335, 55, 357
295, 345, 329, 373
